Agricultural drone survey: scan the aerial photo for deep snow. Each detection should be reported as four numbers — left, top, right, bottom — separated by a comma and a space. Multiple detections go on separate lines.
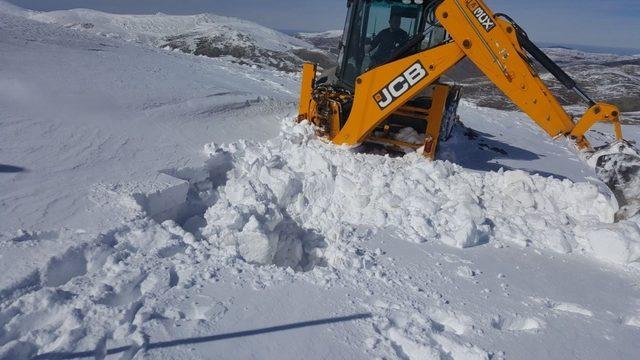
3, 120, 639, 360
1, 3, 640, 360
195, 120, 639, 266
0, 7, 298, 234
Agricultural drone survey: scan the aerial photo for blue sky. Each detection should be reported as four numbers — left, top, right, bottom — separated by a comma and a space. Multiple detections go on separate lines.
7, 0, 640, 49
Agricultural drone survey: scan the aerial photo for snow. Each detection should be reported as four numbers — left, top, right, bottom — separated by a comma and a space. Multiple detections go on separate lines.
0, 7, 298, 234
25, 7, 312, 53
297, 30, 343, 39
2, 2, 640, 359
183, 119, 639, 267
543, 47, 640, 64
6, 2, 327, 72
0, 1, 29, 16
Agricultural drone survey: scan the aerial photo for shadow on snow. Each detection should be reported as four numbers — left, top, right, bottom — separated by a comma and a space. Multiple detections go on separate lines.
32, 313, 372, 360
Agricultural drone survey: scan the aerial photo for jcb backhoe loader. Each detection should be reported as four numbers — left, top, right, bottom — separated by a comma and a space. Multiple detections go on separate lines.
297, 0, 640, 220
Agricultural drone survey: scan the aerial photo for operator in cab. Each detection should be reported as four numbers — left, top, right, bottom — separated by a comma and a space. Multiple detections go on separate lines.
369, 15, 409, 65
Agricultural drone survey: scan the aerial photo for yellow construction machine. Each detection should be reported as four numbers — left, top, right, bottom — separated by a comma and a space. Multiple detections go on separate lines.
297, 0, 640, 220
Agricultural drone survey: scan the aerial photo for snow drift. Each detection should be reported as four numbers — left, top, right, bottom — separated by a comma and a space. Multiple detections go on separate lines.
173, 119, 640, 268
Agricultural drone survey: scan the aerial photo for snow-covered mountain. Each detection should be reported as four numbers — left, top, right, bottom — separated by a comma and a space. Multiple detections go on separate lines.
295, 30, 343, 56
16, 5, 335, 72
1, 3, 640, 360
450, 48, 640, 122
0, 0, 24, 16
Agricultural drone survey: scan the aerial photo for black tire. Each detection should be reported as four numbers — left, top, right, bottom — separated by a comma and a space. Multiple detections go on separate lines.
440, 85, 462, 142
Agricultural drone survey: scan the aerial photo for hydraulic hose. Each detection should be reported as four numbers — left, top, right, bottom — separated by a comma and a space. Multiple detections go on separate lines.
494, 13, 596, 107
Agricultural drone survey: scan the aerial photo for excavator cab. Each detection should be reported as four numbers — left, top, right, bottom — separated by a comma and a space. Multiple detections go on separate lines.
338, 0, 444, 88
305, 0, 460, 157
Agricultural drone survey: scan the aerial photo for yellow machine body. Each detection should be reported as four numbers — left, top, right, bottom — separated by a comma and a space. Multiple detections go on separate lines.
298, 0, 624, 158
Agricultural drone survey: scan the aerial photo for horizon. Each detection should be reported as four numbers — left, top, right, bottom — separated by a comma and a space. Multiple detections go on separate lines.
5, 0, 640, 50
279, 28, 640, 55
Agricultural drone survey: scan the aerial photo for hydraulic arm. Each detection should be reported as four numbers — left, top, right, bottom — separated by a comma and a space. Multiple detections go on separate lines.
437, 0, 623, 150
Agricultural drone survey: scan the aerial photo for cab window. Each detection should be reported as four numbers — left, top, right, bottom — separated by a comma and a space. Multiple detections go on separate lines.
339, 0, 423, 87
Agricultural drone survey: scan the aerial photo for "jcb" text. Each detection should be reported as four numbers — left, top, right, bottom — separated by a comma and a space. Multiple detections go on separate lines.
374, 61, 428, 110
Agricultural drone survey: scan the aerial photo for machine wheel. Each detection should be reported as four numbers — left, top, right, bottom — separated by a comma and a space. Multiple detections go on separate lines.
439, 86, 462, 142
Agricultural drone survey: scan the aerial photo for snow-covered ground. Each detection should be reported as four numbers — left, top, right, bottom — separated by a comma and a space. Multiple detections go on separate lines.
0, 4, 299, 234
1, 3, 640, 359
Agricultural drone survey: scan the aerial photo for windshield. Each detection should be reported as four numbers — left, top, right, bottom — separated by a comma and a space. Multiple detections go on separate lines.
339, 0, 424, 87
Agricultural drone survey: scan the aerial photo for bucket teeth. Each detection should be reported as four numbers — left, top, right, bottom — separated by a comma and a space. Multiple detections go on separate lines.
592, 141, 640, 221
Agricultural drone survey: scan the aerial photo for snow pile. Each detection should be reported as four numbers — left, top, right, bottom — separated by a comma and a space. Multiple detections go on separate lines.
177, 120, 640, 267
199, 160, 327, 270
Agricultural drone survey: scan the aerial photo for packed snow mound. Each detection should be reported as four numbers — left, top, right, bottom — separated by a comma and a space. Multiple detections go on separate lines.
175, 119, 640, 267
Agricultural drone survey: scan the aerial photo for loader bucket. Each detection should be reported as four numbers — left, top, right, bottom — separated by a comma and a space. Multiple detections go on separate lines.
592, 141, 640, 221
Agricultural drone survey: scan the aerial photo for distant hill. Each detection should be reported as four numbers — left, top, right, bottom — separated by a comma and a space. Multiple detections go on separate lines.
17, 7, 640, 122
20, 6, 336, 72
294, 30, 342, 57
450, 48, 640, 123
